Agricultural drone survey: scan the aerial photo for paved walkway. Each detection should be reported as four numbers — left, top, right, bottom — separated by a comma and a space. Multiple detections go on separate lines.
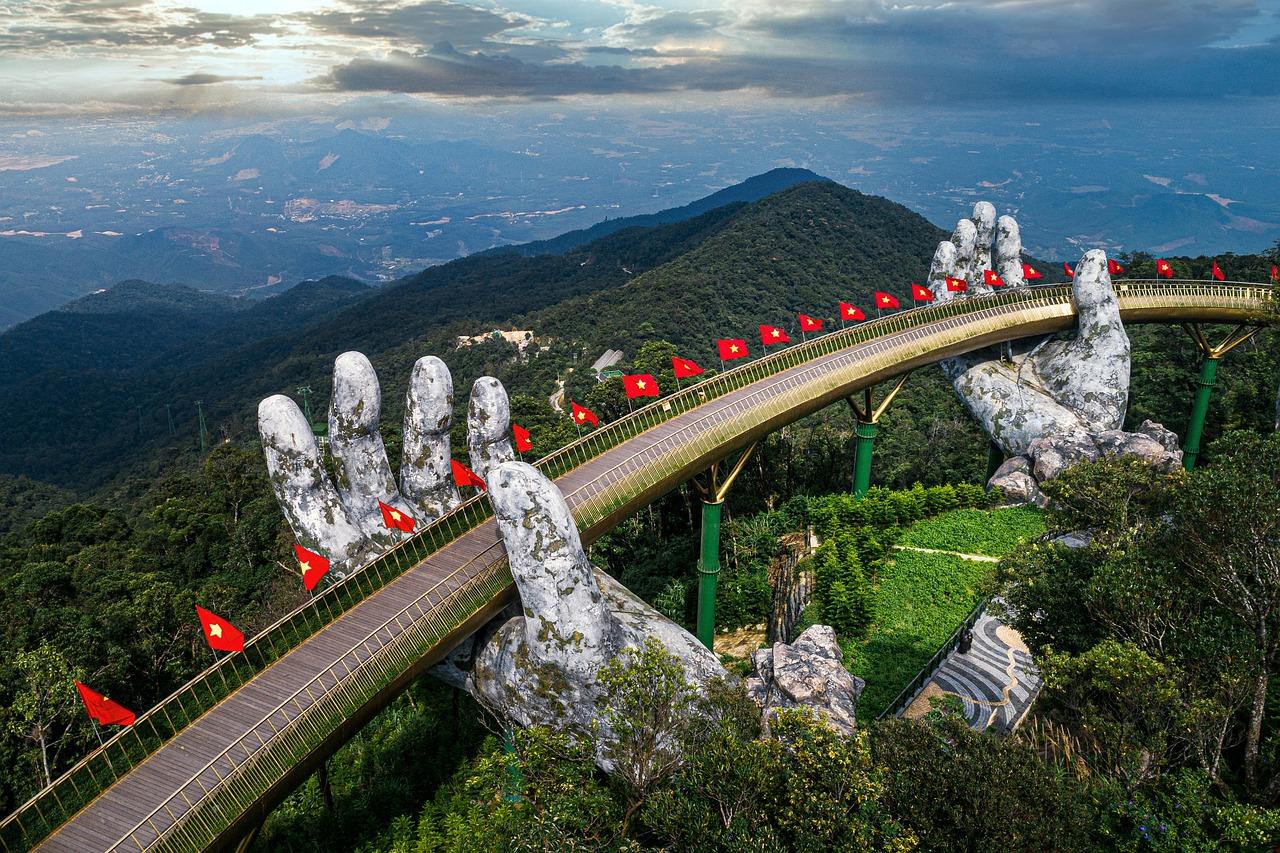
901, 603, 1040, 734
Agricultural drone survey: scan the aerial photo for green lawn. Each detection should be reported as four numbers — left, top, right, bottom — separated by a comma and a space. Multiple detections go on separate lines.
845, 507, 1042, 716
897, 506, 1045, 556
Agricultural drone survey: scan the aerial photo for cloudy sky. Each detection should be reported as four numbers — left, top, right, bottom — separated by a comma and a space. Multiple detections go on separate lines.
1, 0, 1278, 114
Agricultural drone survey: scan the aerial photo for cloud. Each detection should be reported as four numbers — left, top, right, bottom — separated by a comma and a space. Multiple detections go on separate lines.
297, 0, 527, 49
0, 2, 278, 51
163, 73, 265, 86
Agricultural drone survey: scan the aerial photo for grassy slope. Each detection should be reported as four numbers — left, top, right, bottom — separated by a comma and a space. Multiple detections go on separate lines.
847, 506, 1044, 715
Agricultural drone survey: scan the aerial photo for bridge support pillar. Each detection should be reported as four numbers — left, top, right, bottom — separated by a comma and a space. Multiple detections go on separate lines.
852, 421, 878, 498
846, 372, 911, 499
1180, 323, 1261, 470
691, 442, 757, 652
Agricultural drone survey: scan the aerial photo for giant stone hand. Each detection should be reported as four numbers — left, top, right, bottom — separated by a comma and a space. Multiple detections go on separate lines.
258, 354, 737, 764
929, 202, 1181, 501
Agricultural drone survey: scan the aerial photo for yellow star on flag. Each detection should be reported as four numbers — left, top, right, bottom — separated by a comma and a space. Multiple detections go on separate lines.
880, 296, 889, 305
637, 379, 646, 389
390, 510, 402, 521
770, 329, 780, 338
730, 344, 739, 353
299, 560, 310, 572
209, 623, 222, 638
577, 411, 585, 421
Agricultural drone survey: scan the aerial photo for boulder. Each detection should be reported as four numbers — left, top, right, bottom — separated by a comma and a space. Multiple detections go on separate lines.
1137, 420, 1182, 454
1029, 433, 1100, 482
987, 455, 1044, 506
1095, 429, 1182, 473
744, 625, 864, 737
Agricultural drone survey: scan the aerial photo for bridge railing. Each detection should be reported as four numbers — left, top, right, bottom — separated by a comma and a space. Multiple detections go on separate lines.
3, 280, 1271, 851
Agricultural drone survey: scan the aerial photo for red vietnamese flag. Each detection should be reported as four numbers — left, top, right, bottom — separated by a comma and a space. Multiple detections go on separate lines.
839, 302, 866, 322
451, 459, 486, 491
798, 313, 823, 332
672, 356, 704, 379
1022, 263, 1043, 280
623, 373, 659, 399
1108, 258, 1125, 275
571, 401, 599, 427
874, 291, 900, 310
759, 325, 791, 346
195, 604, 245, 653
1063, 262, 1075, 279
718, 338, 749, 361
945, 276, 968, 292
378, 499, 416, 532
983, 269, 1005, 287
76, 682, 135, 727
294, 544, 330, 592
1212, 260, 1225, 281
1156, 258, 1174, 279
512, 423, 532, 453
1272, 265, 1279, 283
911, 283, 934, 302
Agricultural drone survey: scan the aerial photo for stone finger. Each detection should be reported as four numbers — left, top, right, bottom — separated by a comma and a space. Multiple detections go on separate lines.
950, 218, 980, 291
467, 377, 516, 481
486, 461, 618, 677
972, 201, 996, 280
400, 356, 462, 523
1032, 249, 1130, 432
995, 215, 1026, 287
258, 394, 371, 570
928, 240, 960, 301
328, 351, 413, 539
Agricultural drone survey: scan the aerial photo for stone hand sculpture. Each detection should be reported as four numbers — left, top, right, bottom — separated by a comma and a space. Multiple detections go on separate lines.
259, 353, 736, 767
928, 202, 1181, 502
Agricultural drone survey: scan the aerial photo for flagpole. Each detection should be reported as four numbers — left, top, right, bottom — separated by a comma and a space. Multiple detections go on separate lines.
92, 720, 105, 748
626, 397, 634, 415
674, 375, 682, 393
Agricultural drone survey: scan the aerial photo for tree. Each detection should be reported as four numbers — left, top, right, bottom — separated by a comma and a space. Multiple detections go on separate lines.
6, 643, 84, 788
1167, 432, 1280, 797
595, 637, 697, 832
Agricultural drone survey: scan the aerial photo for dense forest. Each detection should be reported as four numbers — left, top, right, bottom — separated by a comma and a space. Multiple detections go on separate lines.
2, 181, 1279, 849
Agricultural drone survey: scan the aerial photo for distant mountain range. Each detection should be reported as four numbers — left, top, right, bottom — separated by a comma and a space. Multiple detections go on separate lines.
483, 168, 830, 257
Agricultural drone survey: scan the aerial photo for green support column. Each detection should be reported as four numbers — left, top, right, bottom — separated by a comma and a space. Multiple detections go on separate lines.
691, 443, 756, 653
1176, 323, 1260, 472
696, 499, 723, 650
852, 420, 878, 498
1182, 356, 1219, 471
502, 725, 523, 802
847, 372, 911, 500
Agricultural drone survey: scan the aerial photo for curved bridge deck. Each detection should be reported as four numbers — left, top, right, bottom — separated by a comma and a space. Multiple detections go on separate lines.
4, 281, 1273, 852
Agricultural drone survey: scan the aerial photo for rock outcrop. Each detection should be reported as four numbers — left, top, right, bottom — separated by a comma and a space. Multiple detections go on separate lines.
745, 625, 864, 737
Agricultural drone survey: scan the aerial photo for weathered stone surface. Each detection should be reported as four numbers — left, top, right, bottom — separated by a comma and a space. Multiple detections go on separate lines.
467, 376, 516, 480
1095, 429, 1182, 472
1029, 433, 1100, 482
401, 356, 462, 523
744, 625, 864, 737
995, 215, 1026, 288
1137, 419, 1181, 454
328, 351, 415, 542
258, 395, 372, 572
468, 461, 726, 769
988, 455, 1043, 506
